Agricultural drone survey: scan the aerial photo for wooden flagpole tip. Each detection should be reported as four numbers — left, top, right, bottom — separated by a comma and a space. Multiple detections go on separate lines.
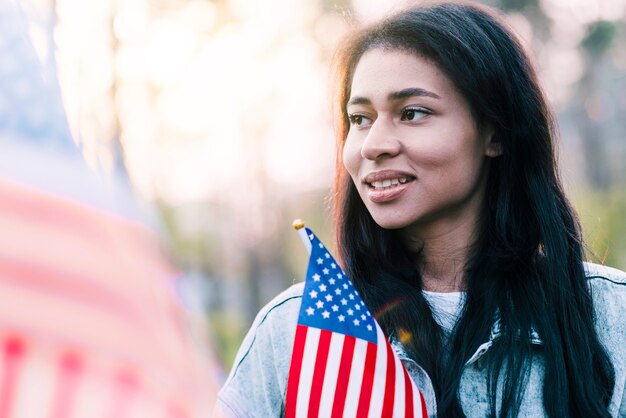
292, 219, 305, 230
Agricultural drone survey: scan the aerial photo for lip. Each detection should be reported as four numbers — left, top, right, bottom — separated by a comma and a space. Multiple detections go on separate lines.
362, 170, 415, 203
367, 183, 410, 203
363, 170, 415, 184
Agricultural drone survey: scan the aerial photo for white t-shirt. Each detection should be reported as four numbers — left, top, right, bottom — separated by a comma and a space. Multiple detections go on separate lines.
422, 290, 466, 335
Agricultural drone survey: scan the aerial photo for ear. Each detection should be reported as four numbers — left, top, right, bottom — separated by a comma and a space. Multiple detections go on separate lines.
483, 126, 502, 158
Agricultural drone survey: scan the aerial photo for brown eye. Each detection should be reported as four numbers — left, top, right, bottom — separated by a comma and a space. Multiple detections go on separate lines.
348, 114, 371, 127
401, 107, 430, 121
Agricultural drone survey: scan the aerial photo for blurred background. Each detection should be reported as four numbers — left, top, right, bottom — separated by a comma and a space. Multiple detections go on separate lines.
10, 0, 626, 370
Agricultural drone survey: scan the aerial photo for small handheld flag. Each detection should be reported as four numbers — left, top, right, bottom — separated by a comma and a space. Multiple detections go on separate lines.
285, 221, 428, 417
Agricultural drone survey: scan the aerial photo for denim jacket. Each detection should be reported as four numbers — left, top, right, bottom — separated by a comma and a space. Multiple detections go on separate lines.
217, 262, 626, 417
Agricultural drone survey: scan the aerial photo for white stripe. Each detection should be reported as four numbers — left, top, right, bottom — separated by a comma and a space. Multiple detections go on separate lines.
317, 333, 344, 417
295, 327, 320, 417
342, 338, 368, 417
391, 344, 405, 417
11, 347, 55, 418
413, 378, 424, 418
69, 365, 108, 418
367, 326, 387, 417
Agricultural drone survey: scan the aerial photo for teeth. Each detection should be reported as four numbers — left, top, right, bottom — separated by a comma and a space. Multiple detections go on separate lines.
370, 178, 409, 189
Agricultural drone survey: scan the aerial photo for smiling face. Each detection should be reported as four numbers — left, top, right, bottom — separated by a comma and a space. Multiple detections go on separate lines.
342, 48, 500, 240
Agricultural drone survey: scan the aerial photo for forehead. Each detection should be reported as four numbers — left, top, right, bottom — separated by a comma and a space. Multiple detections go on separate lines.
349, 48, 456, 100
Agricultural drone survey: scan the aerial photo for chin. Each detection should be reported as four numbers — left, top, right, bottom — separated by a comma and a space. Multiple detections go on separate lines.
369, 212, 415, 230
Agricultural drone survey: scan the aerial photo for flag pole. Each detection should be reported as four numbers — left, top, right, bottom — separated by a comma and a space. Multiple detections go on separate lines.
292, 219, 312, 255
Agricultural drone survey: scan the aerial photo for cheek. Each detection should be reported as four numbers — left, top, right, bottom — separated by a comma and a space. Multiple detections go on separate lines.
427, 148, 487, 196
342, 138, 361, 177
405, 142, 459, 170
408, 125, 485, 171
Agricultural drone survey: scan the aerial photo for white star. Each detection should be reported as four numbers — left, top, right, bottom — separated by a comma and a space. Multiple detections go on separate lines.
353, 319, 360, 326
309, 290, 318, 298
355, 304, 361, 310
337, 273, 343, 279
360, 301, 365, 306
325, 294, 333, 302
322, 310, 330, 319
319, 242, 324, 248
331, 263, 337, 269
308, 233, 314, 240
331, 305, 339, 312
361, 314, 366, 320
338, 315, 345, 322
349, 294, 355, 300
347, 309, 354, 316
316, 258, 323, 265
341, 298, 348, 305
312, 273, 321, 282
335, 289, 342, 295
367, 324, 373, 331
319, 284, 327, 292
306, 307, 314, 316
325, 252, 330, 258
343, 284, 349, 289
329, 278, 336, 285
322, 268, 329, 275
316, 300, 324, 309
367, 312, 371, 317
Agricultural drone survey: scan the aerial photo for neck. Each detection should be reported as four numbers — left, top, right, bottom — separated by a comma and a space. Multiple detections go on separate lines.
400, 208, 481, 293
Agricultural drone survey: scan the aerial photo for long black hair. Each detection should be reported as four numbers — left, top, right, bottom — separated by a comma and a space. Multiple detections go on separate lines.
332, 2, 615, 417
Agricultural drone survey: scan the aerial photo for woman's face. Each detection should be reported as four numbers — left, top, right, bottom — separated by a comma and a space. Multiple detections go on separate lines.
343, 48, 499, 238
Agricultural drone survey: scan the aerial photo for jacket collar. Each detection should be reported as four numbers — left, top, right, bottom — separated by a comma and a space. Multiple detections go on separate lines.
390, 312, 544, 367
466, 312, 543, 365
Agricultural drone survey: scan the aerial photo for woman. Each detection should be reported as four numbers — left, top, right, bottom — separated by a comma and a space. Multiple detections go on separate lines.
216, 3, 626, 417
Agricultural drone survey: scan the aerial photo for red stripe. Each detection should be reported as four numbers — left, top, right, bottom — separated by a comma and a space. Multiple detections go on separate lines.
330, 336, 355, 417
355, 341, 377, 418
285, 325, 308, 418
381, 342, 396, 417
167, 402, 189, 418
50, 352, 84, 418
307, 330, 332, 417
0, 179, 178, 279
0, 178, 148, 254
0, 338, 25, 418
403, 366, 414, 418
0, 257, 145, 325
420, 389, 428, 418
106, 371, 139, 418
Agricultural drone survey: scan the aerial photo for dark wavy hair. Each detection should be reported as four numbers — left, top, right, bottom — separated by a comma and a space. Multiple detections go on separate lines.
332, 2, 614, 417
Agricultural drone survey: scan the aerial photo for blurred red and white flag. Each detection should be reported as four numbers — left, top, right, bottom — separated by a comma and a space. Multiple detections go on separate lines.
0, 1, 220, 416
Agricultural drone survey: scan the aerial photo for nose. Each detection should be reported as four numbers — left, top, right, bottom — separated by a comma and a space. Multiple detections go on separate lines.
360, 118, 401, 161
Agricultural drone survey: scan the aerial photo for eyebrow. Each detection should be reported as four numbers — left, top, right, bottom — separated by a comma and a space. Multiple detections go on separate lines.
389, 87, 441, 101
347, 87, 441, 106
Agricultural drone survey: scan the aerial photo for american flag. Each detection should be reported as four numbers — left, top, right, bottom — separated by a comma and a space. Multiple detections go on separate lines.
285, 227, 428, 418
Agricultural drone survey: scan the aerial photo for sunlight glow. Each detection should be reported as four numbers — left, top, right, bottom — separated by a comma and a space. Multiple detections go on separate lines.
55, 0, 339, 206
541, 0, 626, 25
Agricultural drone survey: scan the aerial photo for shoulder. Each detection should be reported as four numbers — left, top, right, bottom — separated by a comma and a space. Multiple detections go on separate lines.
584, 262, 626, 322
244, 282, 304, 338
217, 283, 304, 417
584, 262, 626, 317
227, 281, 304, 377
584, 262, 626, 286
584, 263, 626, 415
